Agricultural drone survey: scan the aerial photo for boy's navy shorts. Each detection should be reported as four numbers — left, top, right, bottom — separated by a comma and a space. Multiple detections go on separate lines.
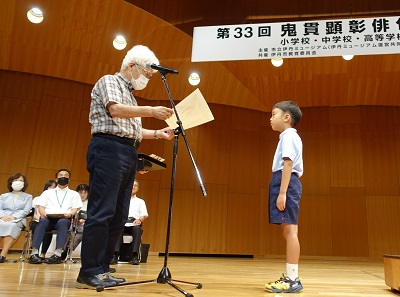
268, 171, 302, 225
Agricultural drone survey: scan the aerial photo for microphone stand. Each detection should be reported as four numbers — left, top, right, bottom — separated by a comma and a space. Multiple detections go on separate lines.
103, 69, 206, 296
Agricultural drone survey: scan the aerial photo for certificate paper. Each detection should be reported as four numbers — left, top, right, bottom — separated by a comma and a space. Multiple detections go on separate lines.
165, 88, 214, 130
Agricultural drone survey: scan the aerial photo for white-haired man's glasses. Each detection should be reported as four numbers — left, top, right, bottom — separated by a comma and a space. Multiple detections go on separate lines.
136, 64, 152, 79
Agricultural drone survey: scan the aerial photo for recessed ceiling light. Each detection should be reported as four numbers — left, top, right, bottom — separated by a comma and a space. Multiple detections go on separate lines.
342, 54, 354, 61
113, 35, 127, 50
27, 8, 43, 24
271, 58, 283, 67
188, 72, 200, 86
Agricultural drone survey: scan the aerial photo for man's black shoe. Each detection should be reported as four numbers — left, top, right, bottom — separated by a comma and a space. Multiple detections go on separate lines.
132, 253, 139, 265
131, 257, 139, 265
0, 256, 5, 263
75, 274, 117, 289
29, 254, 43, 264
105, 272, 126, 284
44, 254, 62, 264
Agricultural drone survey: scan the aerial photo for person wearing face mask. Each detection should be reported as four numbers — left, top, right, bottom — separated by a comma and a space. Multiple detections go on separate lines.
28, 169, 82, 265
0, 173, 32, 263
76, 45, 174, 290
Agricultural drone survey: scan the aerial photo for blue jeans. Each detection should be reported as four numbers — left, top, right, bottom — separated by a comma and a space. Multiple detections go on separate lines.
79, 134, 138, 277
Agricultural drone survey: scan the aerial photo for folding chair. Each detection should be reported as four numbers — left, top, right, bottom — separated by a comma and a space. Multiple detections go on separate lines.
19, 211, 55, 261
27, 216, 72, 260
65, 210, 87, 263
19, 208, 34, 261
118, 222, 145, 263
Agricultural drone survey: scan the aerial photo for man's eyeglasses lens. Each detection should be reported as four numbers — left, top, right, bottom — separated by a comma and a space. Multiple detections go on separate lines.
138, 65, 152, 79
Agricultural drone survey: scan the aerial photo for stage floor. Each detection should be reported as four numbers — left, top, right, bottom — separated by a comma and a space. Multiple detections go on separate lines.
0, 253, 397, 297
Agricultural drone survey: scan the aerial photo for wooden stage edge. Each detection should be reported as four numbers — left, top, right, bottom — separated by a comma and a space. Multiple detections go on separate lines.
1, 252, 399, 297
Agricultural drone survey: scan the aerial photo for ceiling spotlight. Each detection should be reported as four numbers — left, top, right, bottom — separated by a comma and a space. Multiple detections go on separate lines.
271, 58, 283, 67
113, 35, 127, 50
188, 72, 200, 86
27, 8, 43, 24
342, 54, 354, 61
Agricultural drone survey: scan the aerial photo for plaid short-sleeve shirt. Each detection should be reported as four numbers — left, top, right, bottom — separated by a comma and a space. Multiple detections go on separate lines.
89, 72, 142, 141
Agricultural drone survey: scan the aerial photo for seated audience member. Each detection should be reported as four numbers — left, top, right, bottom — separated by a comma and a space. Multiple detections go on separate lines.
29, 169, 82, 264
0, 173, 32, 263
70, 184, 89, 250
61, 184, 89, 259
112, 180, 148, 265
31, 180, 57, 259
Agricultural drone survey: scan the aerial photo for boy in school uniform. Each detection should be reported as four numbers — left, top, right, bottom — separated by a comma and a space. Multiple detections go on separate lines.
265, 101, 304, 293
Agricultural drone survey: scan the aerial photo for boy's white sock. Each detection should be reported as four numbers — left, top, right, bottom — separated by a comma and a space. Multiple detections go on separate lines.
286, 263, 299, 281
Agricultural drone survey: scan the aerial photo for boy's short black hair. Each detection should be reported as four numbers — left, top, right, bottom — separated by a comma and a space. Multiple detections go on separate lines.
273, 101, 302, 126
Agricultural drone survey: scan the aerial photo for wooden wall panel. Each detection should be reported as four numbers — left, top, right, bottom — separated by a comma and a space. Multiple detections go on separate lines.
362, 131, 399, 196
0, 175, 10, 194
231, 107, 261, 132
298, 107, 330, 132
0, 70, 44, 102
0, 0, 14, 69
169, 189, 196, 252
331, 188, 369, 257
28, 95, 82, 170
229, 107, 261, 193
228, 129, 261, 195
175, 128, 199, 190
152, 188, 170, 252
225, 193, 260, 254
0, 97, 39, 175
43, 77, 86, 101
361, 106, 395, 132
329, 106, 361, 126
191, 184, 228, 254
157, 129, 199, 191
154, 189, 196, 253
196, 119, 231, 185
299, 194, 332, 256
366, 196, 400, 258
301, 131, 331, 195
396, 108, 400, 189
329, 125, 364, 188
81, 85, 93, 111
25, 168, 60, 198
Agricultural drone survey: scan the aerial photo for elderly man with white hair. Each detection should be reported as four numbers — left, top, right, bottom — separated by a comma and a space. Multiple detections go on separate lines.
76, 45, 174, 290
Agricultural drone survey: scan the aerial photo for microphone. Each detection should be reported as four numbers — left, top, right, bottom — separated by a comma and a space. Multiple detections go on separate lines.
145, 62, 179, 75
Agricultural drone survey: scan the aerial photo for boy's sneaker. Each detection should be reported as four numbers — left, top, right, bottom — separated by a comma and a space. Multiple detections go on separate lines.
265, 273, 303, 293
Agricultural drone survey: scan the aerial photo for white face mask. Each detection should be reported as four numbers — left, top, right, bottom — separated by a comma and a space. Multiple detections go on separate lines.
12, 180, 24, 191
130, 66, 149, 91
